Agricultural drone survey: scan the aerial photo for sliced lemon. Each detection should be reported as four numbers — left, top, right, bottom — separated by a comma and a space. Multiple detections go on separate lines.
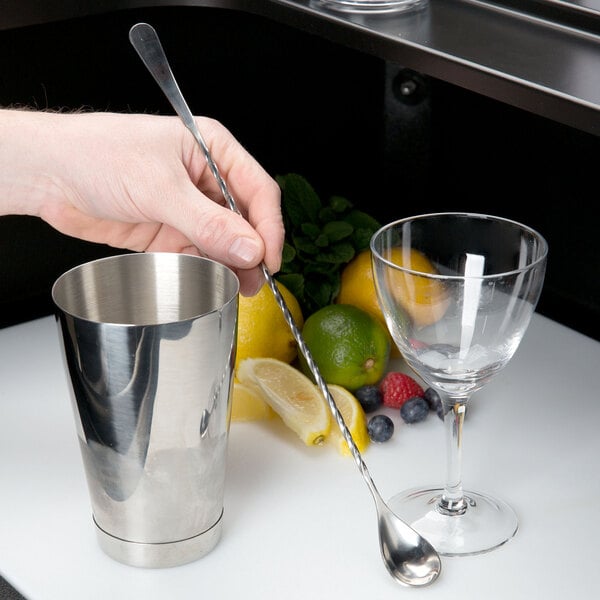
236, 358, 331, 446
231, 381, 274, 422
326, 384, 370, 456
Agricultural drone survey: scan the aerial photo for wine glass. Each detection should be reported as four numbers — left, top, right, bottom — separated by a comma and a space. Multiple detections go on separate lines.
370, 212, 548, 556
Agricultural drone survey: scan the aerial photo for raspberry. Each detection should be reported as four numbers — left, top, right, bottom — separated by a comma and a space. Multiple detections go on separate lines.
379, 372, 424, 409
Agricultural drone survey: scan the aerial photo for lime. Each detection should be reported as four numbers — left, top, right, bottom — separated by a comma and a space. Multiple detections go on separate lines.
299, 304, 390, 392
236, 357, 331, 446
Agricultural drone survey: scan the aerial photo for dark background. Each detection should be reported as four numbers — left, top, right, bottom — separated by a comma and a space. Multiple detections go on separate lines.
0, 6, 598, 340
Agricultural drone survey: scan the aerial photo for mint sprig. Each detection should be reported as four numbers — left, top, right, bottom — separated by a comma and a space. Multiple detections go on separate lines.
275, 173, 381, 317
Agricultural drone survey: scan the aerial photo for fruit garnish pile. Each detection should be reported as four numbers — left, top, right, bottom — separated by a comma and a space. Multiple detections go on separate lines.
356, 373, 444, 444
275, 173, 381, 317
230, 173, 446, 455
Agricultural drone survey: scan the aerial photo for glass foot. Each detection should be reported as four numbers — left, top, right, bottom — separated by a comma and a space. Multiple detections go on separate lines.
388, 487, 518, 556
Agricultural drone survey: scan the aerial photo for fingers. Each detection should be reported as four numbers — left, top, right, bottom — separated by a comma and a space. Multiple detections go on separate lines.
236, 267, 267, 298
189, 118, 285, 277
143, 178, 262, 294
32, 111, 285, 298
188, 193, 266, 269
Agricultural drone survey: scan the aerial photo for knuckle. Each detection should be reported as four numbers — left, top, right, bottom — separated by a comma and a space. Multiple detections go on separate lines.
194, 211, 232, 253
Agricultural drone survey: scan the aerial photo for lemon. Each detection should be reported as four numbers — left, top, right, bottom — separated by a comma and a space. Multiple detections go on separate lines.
231, 381, 274, 421
336, 248, 399, 356
338, 248, 448, 329
235, 281, 303, 371
337, 248, 386, 326
383, 247, 450, 327
327, 385, 370, 456
299, 304, 390, 392
236, 357, 331, 446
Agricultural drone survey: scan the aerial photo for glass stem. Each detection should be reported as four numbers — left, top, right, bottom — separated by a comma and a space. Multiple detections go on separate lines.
438, 396, 469, 516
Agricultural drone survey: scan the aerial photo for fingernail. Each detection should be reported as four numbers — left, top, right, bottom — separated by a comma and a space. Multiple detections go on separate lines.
229, 237, 260, 265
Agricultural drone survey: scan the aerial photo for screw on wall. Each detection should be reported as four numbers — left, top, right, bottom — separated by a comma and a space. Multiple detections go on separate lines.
383, 64, 432, 213
392, 68, 428, 106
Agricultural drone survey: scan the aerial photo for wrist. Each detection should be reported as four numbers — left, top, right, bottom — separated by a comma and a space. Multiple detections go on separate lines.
0, 108, 68, 218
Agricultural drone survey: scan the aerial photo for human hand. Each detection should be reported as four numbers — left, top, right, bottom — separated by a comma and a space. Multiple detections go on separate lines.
0, 109, 283, 295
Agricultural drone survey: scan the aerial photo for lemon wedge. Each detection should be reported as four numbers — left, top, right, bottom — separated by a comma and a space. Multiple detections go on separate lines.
326, 384, 370, 456
231, 381, 274, 422
236, 358, 331, 446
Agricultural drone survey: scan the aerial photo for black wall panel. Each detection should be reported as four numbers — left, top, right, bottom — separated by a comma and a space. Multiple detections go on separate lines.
0, 6, 597, 340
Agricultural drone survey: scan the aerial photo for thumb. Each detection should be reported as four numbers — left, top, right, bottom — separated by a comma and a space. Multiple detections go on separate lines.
166, 187, 266, 269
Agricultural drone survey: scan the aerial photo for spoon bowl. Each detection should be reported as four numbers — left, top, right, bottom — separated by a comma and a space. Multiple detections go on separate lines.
128, 21, 442, 587
376, 493, 441, 585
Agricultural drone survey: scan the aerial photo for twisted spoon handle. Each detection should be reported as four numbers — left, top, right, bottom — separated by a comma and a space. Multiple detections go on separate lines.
129, 21, 380, 496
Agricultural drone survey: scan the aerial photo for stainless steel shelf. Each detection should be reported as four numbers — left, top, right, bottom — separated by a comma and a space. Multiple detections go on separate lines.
2, 0, 600, 135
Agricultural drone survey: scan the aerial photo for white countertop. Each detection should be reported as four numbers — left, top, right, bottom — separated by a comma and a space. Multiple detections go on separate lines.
1, 313, 599, 599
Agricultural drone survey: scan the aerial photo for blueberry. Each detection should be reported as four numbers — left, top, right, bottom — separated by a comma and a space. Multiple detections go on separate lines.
355, 385, 383, 413
367, 415, 394, 443
400, 397, 429, 424
423, 387, 445, 420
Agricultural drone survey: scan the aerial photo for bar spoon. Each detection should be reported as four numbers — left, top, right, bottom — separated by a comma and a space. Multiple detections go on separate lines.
129, 21, 441, 587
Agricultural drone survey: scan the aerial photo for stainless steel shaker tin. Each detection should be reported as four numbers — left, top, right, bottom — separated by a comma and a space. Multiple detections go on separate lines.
52, 252, 239, 568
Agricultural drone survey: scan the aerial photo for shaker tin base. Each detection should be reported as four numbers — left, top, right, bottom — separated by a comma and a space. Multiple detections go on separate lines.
93, 510, 223, 568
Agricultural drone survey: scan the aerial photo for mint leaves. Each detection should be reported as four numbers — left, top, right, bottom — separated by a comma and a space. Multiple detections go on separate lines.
275, 173, 381, 317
